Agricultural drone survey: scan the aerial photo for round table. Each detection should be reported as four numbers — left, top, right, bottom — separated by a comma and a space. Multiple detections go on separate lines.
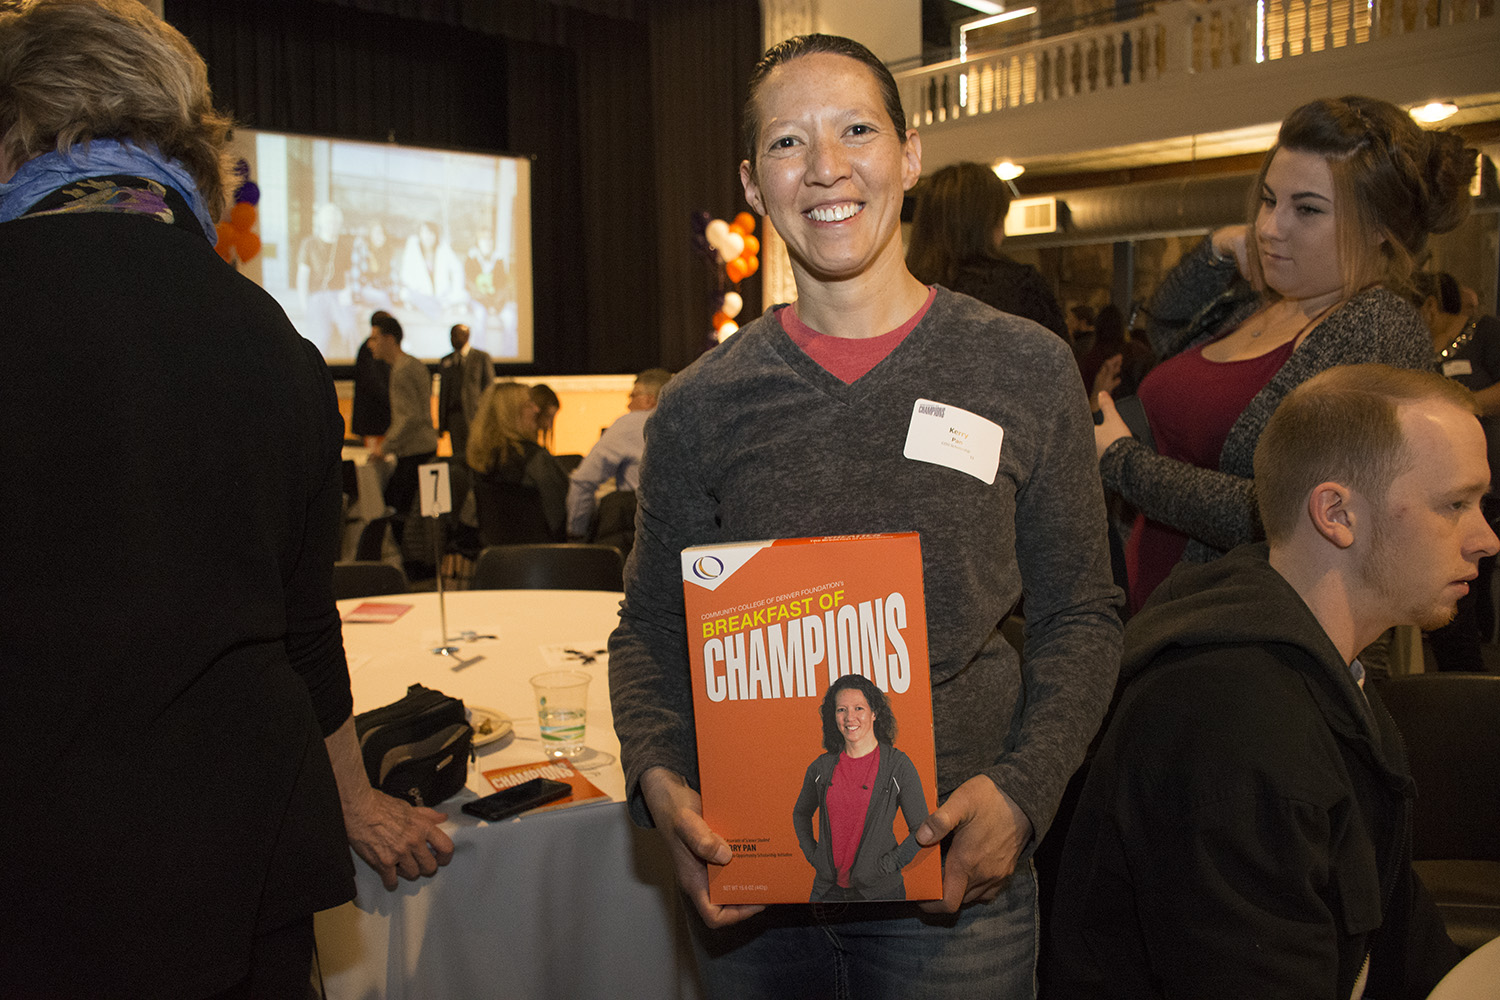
316, 589, 700, 1000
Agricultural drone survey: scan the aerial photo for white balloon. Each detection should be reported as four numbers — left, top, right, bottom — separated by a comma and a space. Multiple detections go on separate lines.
718, 232, 745, 263
705, 219, 730, 252
717, 320, 738, 341
721, 291, 743, 319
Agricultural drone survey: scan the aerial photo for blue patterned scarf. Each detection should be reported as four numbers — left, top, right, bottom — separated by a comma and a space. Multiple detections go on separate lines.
0, 138, 218, 242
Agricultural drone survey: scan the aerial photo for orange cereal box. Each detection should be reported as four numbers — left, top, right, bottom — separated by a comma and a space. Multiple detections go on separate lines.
682, 533, 941, 904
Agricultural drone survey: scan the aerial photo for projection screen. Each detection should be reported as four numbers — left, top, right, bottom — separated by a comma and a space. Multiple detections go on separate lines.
225, 128, 533, 365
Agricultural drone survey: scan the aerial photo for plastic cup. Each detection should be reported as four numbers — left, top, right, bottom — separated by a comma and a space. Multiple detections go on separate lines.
530, 670, 590, 757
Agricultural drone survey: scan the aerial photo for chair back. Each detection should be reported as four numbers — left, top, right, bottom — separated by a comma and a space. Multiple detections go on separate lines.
473, 476, 559, 546
1375, 673, 1500, 862
355, 513, 397, 562
471, 544, 624, 592
333, 560, 409, 600
590, 490, 638, 556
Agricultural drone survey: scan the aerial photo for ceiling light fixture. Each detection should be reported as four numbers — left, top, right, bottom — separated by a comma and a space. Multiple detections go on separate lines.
951, 0, 1005, 13
1410, 101, 1458, 123
992, 161, 1025, 181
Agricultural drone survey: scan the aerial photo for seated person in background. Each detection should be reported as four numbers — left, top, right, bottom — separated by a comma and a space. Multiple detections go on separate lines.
905, 161, 1069, 344
530, 382, 560, 452
565, 368, 671, 540
1048, 364, 1481, 999
467, 382, 569, 541
1417, 269, 1500, 669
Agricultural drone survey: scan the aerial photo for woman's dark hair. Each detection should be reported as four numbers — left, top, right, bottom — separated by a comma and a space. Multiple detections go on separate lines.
818, 673, 897, 755
906, 162, 1012, 288
1246, 94, 1475, 302
741, 33, 907, 169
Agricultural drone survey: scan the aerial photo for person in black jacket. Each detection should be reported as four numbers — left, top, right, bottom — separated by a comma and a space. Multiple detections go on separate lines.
1048, 364, 1485, 999
0, 3, 451, 997
906, 160, 1069, 344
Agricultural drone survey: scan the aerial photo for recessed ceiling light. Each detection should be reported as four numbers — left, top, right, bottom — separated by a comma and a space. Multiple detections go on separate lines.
992, 161, 1025, 181
951, 0, 1004, 13
1410, 101, 1458, 123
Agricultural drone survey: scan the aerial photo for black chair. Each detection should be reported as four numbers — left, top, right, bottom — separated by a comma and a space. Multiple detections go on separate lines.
354, 512, 398, 562
332, 560, 409, 600
1374, 673, 1500, 953
472, 476, 560, 547
589, 490, 637, 558
470, 544, 624, 591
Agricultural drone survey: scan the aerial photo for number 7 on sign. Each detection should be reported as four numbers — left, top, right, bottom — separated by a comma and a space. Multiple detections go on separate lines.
418, 462, 452, 517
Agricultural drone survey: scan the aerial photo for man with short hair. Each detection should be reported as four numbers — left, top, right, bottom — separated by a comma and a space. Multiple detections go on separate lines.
564, 368, 671, 540
368, 311, 437, 551
1047, 364, 1485, 999
437, 322, 493, 462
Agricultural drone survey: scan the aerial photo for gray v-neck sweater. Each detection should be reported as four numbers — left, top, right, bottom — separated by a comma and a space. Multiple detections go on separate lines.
608, 289, 1123, 842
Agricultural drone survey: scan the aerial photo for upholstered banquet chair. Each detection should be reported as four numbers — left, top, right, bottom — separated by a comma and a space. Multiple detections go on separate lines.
1374, 673, 1500, 953
470, 544, 623, 592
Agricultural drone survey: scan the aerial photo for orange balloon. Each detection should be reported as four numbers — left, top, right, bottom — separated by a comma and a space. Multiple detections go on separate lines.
742, 255, 759, 277
230, 201, 256, 230
734, 212, 756, 234
215, 222, 236, 261
741, 234, 760, 257
236, 230, 262, 262
725, 258, 749, 284
711, 310, 730, 328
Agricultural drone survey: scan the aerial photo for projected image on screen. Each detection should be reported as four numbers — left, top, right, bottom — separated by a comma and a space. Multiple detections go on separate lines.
225, 129, 533, 364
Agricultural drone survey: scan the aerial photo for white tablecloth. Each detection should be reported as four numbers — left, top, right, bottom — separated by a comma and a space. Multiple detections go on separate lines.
317, 589, 701, 1000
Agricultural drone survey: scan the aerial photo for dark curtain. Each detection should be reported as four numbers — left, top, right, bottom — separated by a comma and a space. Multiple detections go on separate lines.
647, 0, 763, 371
165, 0, 760, 375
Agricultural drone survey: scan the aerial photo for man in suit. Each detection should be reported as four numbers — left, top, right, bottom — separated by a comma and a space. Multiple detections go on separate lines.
437, 323, 494, 463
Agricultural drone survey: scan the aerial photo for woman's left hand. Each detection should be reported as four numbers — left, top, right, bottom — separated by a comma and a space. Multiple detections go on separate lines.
1094, 392, 1132, 459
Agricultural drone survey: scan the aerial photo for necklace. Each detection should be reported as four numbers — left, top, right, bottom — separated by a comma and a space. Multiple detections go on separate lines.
1247, 300, 1338, 341
1438, 319, 1479, 361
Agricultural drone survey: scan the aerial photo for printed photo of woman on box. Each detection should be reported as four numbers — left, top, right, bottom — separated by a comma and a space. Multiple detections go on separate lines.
792, 673, 930, 901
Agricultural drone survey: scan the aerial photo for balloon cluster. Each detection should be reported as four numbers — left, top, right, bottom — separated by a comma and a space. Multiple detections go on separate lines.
215, 159, 262, 265
707, 211, 760, 284
695, 211, 759, 341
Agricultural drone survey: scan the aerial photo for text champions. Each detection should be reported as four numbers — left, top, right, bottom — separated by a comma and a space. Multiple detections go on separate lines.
700, 589, 912, 701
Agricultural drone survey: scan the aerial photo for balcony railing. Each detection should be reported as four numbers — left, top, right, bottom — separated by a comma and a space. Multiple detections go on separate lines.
898, 0, 1494, 128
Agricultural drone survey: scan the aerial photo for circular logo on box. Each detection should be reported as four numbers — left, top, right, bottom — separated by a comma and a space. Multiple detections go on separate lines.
692, 555, 724, 581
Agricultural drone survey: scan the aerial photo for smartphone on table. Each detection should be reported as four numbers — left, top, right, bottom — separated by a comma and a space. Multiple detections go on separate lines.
461, 777, 571, 822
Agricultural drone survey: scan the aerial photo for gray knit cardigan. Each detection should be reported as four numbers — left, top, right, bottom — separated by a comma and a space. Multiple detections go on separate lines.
1099, 239, 1432, 563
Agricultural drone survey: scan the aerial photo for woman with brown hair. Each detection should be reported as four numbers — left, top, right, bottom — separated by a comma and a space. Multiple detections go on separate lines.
906, 160, 1068, 342
1095, 95, 1475, 612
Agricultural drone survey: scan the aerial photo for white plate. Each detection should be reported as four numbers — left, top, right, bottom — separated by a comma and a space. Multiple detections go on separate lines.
468, 706, 514, 748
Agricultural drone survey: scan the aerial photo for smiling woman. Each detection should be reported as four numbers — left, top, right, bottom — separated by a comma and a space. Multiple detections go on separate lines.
609, 31, 1123, 1000
1095, 94, 1477, 613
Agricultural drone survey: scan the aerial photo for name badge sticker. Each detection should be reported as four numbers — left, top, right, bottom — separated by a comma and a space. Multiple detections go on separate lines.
903, 398, 1003, 485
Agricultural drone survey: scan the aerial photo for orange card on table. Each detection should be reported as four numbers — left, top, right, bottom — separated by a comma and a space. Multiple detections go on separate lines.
481, 758, 609, 815
341, 602, 412, 624
682, 533, 941, 905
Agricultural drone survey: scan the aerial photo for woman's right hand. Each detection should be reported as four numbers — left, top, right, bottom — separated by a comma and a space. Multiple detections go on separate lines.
1092, 354, 1123, 404
641, 766, 765, 929
1210, 225, 1251, 278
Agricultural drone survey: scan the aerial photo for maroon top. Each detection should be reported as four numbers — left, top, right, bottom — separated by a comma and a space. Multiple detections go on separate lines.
1126, 335, 1297, 612
829, 746, 881, 888
781, 287, 937, 383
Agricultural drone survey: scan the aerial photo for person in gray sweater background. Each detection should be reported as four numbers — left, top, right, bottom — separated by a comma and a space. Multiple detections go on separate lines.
1095, 95, 1475, 611
608, 33, 1120, 1000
